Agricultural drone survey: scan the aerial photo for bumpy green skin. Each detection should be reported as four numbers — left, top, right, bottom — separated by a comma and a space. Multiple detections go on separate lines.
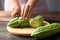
7, 17, 30, 28
7, 17, 19, 28
31, 23, 60, 39
30, 15, 43, 28
19, 17, 30, 27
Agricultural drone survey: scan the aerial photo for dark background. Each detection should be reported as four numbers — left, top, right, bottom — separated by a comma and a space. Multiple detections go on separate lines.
0, 0, 4, 10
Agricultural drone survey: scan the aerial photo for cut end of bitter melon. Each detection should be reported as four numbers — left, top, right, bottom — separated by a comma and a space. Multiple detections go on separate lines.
7, 17, 19, 28
30, 15, 43, 28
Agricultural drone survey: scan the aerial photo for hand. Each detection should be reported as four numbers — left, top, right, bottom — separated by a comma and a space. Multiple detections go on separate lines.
10, 5, 21, 18
22, 4, 32, 20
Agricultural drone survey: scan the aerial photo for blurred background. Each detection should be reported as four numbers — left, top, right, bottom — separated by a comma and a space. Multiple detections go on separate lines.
0, 0, 59, 11
0, 0, 60, 21
47, 0, 59, 11
0, 0, 4, 10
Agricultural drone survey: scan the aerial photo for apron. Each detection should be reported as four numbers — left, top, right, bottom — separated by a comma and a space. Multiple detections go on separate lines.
4, 0, 48, 14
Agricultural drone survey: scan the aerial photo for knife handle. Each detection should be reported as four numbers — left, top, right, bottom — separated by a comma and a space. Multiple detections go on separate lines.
16, 13, 19, 18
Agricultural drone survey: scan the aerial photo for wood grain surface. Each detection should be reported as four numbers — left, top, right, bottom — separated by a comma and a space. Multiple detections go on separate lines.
0, 11, 60, 21
0, 21, 60, 40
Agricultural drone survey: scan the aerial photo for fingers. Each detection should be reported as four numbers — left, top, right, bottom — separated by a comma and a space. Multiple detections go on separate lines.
22, 5, 32, 20
21, 5, 25, 18
23, 5, 29, 20
16, 7, 21, 17
10, 7, 16, 18
10, 7, 21, 18
26, 6, 32, 19
25, 6, 30, 20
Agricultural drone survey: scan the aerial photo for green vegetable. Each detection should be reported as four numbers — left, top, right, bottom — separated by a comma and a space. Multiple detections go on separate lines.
19, 17, 30, 27
7, 17, 19, 28
31, 23, 60, 39
30, 15, 43, 28
7, 17, 30, 28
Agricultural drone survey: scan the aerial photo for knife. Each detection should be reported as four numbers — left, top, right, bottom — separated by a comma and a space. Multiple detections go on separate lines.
16, 13, 19, 18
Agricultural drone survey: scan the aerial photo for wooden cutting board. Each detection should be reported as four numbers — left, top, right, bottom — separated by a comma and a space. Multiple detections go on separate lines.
7, 21, 50, 36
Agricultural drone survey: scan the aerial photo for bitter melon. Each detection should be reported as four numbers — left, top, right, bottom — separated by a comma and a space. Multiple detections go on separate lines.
7, 17, 19, 28
31, 23, 60, 38
19, 17, 30, 27
7, 17, 30, 28
30, 15, 43, 28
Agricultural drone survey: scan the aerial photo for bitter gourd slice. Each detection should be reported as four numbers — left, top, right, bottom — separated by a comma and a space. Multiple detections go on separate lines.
31, 23, 60, 38
30, 15, 43, 28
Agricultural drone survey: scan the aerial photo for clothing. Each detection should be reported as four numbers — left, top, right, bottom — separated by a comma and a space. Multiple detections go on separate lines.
4, 0, 48, 13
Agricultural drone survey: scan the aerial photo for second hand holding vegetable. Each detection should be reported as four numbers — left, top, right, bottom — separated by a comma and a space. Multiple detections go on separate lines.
21, 4, 32, 20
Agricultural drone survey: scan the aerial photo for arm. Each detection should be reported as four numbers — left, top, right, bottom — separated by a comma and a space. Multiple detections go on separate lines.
27, 0, 39, 7
9, 0, 21, 18
9, 0, 19, 6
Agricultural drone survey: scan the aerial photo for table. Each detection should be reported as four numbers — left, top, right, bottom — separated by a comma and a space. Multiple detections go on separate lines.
0, 11, 60, 21
0, 21, 60, 40
0, 11, 11, 21
0, 11, 60, 40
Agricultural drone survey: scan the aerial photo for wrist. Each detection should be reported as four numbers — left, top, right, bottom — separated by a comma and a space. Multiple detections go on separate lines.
14, 4, 19, 7
27, 0, 39, 7
27, 2, 33, 8
11, 2, 20, 9
26, 3, 33, 9
9, 0, 20, 7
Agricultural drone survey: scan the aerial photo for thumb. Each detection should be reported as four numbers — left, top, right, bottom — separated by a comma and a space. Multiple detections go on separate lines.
11, 9, 18, 18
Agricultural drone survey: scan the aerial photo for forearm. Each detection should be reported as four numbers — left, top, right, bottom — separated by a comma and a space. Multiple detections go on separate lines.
27, 0, 39, 7
9, 0, 19, 6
